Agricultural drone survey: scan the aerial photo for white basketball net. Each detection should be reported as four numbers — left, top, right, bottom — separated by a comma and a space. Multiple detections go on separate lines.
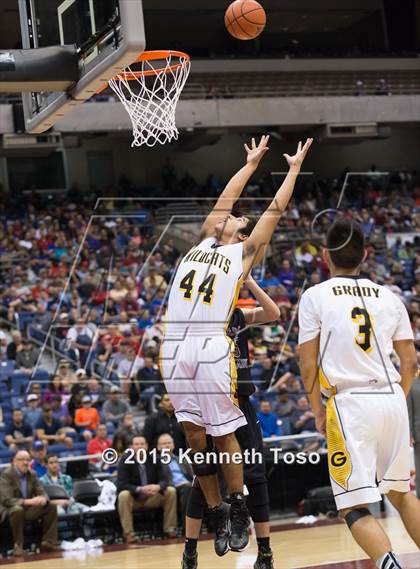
109, 52, 191, 147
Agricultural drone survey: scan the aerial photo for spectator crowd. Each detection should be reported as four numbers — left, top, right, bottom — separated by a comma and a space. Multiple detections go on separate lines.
0, 167, 418, 554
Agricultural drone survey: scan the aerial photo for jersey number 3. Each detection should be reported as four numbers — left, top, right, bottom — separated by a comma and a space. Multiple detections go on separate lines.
180, 270, 216, 304
351, 307, 373, 353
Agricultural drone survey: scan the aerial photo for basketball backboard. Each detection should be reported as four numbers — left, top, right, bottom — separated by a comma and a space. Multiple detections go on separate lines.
18, 0, 145, 133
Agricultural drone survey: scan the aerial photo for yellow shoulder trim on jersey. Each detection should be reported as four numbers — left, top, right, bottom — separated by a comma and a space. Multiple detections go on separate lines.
224, 275, 243, 333
327, 397, 352, 491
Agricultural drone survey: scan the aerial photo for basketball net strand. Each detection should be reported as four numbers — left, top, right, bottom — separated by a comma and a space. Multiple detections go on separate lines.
109, 54, 191, 147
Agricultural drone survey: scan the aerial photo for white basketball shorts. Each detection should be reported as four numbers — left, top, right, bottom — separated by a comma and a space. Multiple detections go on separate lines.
327, 383, 411, 510
160, 331, 246, 437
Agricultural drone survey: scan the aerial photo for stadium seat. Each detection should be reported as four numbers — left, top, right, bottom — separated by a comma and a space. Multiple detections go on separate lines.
72, 441, 88, 451
42, 484, 70, 501
11, 373, 29, 396
72, 480, 101, 506
47, 443, 69, 454
16, 312, 37, 332
0, 361, 14, 380
0, 449, 13, 461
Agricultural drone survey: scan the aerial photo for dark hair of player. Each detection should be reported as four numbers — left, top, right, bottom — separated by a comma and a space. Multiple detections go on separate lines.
326, 219, 365, 269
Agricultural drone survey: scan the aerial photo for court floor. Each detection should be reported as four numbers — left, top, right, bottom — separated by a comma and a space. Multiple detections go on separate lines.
2, 516, 418, 569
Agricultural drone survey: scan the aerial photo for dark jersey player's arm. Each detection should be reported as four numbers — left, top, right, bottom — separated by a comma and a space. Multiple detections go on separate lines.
200, 135, 269, 240
241, 275, 280, 326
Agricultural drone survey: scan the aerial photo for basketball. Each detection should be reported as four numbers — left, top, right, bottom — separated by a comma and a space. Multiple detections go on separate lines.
225, 0, 266, 41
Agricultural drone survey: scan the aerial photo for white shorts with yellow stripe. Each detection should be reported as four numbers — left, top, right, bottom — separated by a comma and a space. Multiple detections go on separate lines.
160, 329, 246, 437
326, 383, 410, 510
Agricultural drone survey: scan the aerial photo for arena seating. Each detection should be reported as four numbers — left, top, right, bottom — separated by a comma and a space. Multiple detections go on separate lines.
0, 169, 418, 548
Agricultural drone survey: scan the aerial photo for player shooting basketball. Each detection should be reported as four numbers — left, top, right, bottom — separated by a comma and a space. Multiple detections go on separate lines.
160, 135, 313, 557
298, 220, 419, 569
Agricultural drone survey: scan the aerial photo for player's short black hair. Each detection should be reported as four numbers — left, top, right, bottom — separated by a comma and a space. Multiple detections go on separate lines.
240, 216, 257, 236
326, 220, 365, 269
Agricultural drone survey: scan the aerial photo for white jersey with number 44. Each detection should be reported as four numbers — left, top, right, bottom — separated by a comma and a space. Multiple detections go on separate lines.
165, 237, 244, 331
298, 276, 413, 390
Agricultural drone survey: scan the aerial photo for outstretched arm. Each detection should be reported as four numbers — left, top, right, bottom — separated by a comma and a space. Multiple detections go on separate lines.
241, 274, 280, 325
242, 138, 313, 275
200, 135, 269, 240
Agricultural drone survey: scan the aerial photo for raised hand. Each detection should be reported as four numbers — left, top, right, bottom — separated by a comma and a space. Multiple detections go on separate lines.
283, 138, 313, 170
245, 135, 270, 167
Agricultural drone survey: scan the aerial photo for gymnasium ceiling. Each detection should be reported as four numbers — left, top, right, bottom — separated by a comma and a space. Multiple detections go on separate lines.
0, 0, 384, 51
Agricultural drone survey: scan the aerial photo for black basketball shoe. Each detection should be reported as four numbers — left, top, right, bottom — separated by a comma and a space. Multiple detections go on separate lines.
254, 550, 274, 569
208, 502, 230, 557
229, 493, 250, 552
181, 551, 198, 569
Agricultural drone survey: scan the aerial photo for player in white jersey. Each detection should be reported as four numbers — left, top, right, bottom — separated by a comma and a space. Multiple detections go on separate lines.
161, 135, 313, 556
298, 220, 419, 569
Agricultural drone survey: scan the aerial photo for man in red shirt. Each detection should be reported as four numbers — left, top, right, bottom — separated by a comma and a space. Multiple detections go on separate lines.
87, 424, 112, 464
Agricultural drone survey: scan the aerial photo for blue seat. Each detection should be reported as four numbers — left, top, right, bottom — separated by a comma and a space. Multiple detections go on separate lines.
48, 444, 69, 453
0, 361, 14, 380
0, 386, 11, 397
72, 442, 87, 452
11, 396, 24, 408
278, 416, 292, 436
28, 327, 47, 344
17, 312, 38, 332
11, 372, 30, 396
1, 400, 12, 411
33, 369, 50, 381
0, 449, 13, 460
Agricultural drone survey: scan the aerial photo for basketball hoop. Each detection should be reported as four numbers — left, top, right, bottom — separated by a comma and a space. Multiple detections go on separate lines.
107, 50, 191, 147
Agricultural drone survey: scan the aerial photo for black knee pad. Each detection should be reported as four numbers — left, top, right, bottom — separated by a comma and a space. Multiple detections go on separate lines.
344, 507, 371, 529
247, 483, 270, 523
190, 446, 218, 477
186, 483, 207, 519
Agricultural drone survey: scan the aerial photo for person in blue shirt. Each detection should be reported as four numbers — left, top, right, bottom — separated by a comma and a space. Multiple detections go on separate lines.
35, 404, 73, 448
259, 271, 281, 290
5, 409, 34, 452
157, 432, 193, 529
257, 400, 281, 438
40, 453, 89, 515
29, 440, 48, 478
23, 394, 42, 430
277, 259, 296, 292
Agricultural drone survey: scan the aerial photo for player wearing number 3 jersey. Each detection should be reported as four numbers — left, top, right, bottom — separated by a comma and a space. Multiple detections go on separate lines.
160, 135, 312, 558
298, 220, 419, 569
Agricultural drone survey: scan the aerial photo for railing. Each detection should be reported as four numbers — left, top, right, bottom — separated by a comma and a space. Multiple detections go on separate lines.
181, 70, 420, 99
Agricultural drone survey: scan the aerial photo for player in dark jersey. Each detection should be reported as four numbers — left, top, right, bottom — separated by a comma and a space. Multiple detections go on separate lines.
182, 275, 280, 569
